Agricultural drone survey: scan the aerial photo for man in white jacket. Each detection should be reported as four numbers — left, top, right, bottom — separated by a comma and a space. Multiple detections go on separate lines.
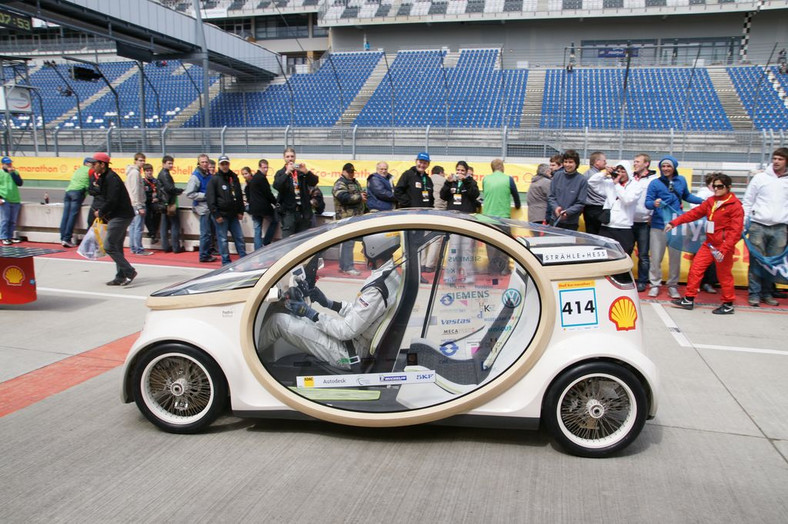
587, 160, 644, 255
742, 148, 788, 307
631, 154, 658, 291
125, 152, 152, 256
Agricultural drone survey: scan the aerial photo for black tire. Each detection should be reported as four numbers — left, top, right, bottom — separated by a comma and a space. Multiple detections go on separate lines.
543, 361, 648, 458
131, 344, 228, 434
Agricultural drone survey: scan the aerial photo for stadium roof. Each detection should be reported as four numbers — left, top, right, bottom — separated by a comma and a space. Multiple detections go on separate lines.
0, 0, 280, 80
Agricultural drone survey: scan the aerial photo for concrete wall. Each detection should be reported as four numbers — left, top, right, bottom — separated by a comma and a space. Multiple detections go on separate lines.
331, 12, 788, 67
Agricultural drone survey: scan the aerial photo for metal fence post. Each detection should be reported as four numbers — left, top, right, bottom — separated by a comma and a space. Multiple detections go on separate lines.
53, 128, 60, 157
669, 128, 674, 156
425, 125, 430, 154
502, 126, 508, 161
352, 125, 357, 160
107, 128, 113, 156
583, 126, 588, 160
161, 126, 168, 156
220, 126, 227, 155
284, 125, 290, 148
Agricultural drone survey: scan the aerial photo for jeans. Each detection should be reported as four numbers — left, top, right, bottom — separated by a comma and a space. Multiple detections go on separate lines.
632, 221, 650, 285
196, 212, 212, 260
160, 211, 181, 252
747, 222, 787, 300
128, 212, 145, 253
649, 227, 681, 288
214, 215, 247, 265
252, 214, 278, 251
59, 190, 84, 242
339, 239, 356, 271
0, 201, 21, 239
106, 216, 134, 280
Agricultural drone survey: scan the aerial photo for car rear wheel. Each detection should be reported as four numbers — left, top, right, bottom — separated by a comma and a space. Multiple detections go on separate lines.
132, 345, 228, 434
543, 362, 648, 458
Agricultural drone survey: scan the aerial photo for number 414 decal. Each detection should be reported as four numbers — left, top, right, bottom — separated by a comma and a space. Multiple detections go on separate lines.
561, 300, 595, 315
558, 287, 599, 328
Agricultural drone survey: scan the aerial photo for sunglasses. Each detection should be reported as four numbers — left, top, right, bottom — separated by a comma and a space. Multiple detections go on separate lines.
712, 184, 726, 189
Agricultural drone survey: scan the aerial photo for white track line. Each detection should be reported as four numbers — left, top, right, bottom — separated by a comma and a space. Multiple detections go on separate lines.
650, 303, 786, 356
36, 287, 147, 300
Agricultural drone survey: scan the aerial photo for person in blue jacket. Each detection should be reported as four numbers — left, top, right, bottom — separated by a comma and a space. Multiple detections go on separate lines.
366, 161, 397, 212
644, 155, 703, 299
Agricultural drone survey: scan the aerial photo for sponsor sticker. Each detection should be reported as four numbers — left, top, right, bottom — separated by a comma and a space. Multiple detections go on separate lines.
559, 285, 598, 329
502, 288, 522, 308
609, 296, 638, 331
296, 371, 436, 388
532, 246, 608, 264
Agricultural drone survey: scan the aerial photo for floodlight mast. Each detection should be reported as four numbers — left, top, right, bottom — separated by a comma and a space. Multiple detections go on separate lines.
192, 0, 211, 129
63, 56, 122, 129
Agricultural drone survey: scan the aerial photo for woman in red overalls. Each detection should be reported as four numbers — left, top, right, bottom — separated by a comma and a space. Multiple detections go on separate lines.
665, 173, 744, 315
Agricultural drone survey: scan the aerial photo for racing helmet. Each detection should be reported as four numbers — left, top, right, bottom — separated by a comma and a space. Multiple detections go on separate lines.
362, 232, 400, 260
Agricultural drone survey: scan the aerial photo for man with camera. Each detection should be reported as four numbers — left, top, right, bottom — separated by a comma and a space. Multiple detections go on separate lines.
273, 147, 319, 238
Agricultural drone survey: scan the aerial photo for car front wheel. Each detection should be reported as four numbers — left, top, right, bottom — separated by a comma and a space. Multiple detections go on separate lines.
132, 344, 228, 434
543, 362, 648, 458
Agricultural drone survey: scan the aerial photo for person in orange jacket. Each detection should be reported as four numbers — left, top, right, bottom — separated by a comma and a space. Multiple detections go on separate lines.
665, 173, 744, 315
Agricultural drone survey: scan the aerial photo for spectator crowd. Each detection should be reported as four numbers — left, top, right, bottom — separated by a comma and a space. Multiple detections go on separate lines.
1, 146, 785, 311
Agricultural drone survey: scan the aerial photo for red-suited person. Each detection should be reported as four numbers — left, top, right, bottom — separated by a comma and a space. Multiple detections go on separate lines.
665, 173, 743, 315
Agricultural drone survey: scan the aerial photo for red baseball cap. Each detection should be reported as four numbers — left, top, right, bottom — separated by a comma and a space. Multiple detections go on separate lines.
92, 152, 111, 164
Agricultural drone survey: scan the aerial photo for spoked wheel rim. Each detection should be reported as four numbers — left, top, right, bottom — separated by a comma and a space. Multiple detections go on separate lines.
140, 353, 215, 426
556, 373, 638, 450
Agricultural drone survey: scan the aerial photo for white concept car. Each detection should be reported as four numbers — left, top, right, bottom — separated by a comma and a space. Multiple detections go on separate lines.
121, 210, 658, 457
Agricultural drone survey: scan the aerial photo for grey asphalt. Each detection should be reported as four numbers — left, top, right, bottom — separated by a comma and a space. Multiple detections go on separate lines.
1, 256, 787, 523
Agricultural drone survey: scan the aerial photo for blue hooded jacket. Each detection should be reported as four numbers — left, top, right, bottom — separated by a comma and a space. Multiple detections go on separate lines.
644, 156, 703, 229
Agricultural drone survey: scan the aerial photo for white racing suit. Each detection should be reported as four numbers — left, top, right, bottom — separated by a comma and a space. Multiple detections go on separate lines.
258, 260, 401, 370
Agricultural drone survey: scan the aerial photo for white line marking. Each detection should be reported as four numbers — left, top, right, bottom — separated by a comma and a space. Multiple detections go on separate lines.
36, 287, 147, 301
651, 303, 692, 347
37, 256, 209, 272
651, 303, 787, 356
693, 344, 787, 356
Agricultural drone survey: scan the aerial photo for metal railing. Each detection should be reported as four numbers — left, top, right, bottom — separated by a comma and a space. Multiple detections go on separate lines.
6, 126, 783, 165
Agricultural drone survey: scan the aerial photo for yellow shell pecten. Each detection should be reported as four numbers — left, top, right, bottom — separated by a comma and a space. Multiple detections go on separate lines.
609, 296, 637, 331
3, 265, 25, 286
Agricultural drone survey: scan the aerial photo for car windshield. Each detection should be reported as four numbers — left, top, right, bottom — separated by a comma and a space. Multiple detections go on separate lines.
151, 222, 342, 297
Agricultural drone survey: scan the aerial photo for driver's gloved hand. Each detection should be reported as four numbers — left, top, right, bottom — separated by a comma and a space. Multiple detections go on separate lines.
285, 298, 319, 322
308, 287, 333, 309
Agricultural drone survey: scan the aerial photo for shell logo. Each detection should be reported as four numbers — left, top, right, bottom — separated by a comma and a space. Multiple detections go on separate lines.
3, 266, 26, 286
609, 296, 637, 331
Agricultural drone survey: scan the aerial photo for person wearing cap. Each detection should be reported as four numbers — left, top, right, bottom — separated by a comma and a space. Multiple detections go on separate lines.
206, 155, 247, 265
58, 156, 93, 247
332, 162, 367, 275
125, 152, 153, 256
742, 147, 788, 307
0, 156, 23, 245
91, 153, 137, 286
273, 147, 319, 238
588, 160, 643, 255
157, 155, 184, 254
644, 155, 703, 299
394, 151, 434, 208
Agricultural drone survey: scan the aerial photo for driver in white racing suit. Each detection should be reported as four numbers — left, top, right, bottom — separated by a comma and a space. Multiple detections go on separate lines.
257, 232, 402, 370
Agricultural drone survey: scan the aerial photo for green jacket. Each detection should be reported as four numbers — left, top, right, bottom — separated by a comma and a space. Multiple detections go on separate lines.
66, 165, 90, 193
0, 168, 23, 203
482, 171, 514, 218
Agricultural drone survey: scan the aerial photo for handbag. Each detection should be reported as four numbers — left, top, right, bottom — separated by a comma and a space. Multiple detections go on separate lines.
77, 218, 108, 260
